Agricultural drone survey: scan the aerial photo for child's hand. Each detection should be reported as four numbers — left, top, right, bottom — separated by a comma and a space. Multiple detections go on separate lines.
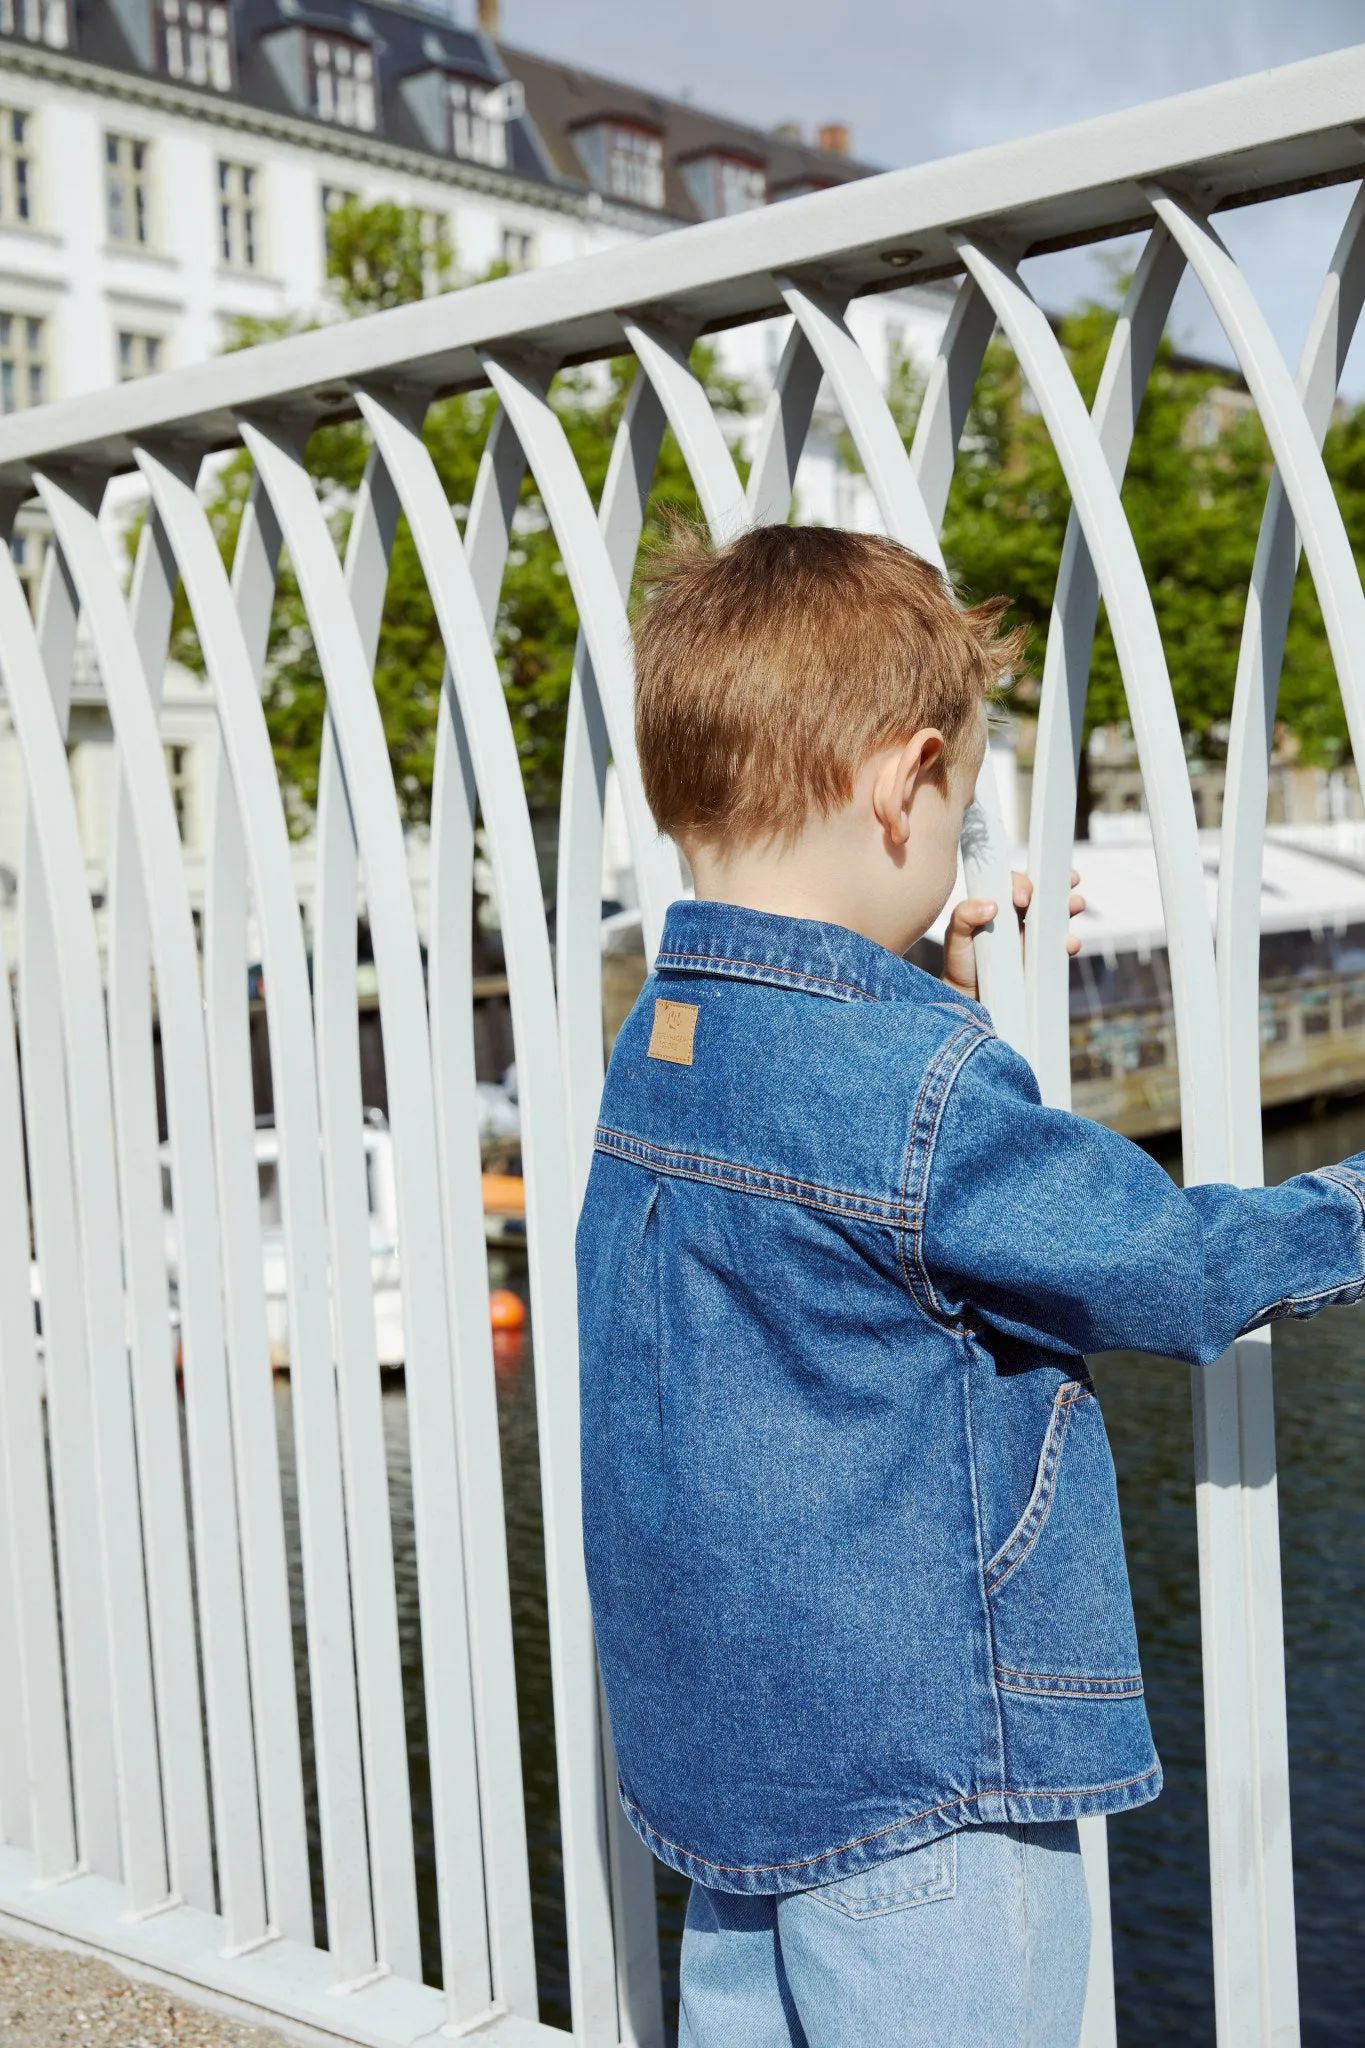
942, 870, 1084, 1000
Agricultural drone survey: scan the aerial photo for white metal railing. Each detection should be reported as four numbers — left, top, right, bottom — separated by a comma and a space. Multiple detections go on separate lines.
0, 40, 1364, 2046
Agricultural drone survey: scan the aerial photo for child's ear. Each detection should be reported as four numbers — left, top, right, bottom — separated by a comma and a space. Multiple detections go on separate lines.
872, 731, 944, 846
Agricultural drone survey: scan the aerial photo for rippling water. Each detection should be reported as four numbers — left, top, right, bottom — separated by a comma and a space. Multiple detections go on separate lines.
276, 1103, 1365, 2041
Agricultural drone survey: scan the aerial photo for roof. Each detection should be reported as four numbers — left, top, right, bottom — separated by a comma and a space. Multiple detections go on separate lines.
498, 44, 876, 221
24, 0, 876, 220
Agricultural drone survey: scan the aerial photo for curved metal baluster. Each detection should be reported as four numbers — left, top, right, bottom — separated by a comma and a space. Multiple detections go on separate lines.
0, 514, 70, 1877
950, 231, 1291, 2048
1176, 184, 1365, 1177
482, 353, 684, 962
134, 444, 374, 1983
236, 416, 490, 2014
36, 469, 267, 1940
951, 236, 1228, 1163
1208, 185, 1365, 2048
620, 318, 747, 533
778, 277, 1028, 1052
1024, 227, 1186, 1105
1149, 181, 1365, 2048
310, 452, 421, 1983
1004, 225, 1185, 2048
0, 1359, 21, 1847
745, 321, 827, 527
909, 278, 999, 535
354, 383, 619, 2040
426, 400, 546, 2020
0, 487, 166, 1911
0, 934, 69, 1868
551, 365, 686, 2047
556, 365, 671, 1166
1148, 188, 1365, 782
198, 477, 313, 1946
16, 544, 119, 1882
104, 506, 215, 1915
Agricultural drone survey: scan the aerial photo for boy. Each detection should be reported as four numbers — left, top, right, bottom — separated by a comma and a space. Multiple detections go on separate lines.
576, 525, 1365, 2046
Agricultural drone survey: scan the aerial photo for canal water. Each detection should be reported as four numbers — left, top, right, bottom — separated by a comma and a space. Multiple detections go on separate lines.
275, 1100, 1365, 2043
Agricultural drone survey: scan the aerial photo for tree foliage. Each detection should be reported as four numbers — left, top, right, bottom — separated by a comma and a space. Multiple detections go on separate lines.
901, 294, 1365, 768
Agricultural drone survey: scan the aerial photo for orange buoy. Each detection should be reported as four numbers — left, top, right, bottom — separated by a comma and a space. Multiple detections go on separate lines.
481, 1172, 526, 1219
489, 1288, 527, 1332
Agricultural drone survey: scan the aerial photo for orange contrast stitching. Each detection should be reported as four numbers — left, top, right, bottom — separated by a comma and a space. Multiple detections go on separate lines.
594, 1125, 914, 1223
619, 1764, 1161, 1878
655, 949, 882, 1001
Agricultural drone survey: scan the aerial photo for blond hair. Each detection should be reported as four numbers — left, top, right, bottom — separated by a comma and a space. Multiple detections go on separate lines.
632, 523, 1025, 852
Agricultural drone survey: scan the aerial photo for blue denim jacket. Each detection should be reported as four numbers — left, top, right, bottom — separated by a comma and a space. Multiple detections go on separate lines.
577, 900, 1365, 1896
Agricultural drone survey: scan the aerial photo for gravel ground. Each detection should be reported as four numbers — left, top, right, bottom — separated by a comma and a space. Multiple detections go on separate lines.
0, 1936, 297, 2046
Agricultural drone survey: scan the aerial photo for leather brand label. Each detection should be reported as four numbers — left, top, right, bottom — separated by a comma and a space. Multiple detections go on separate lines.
648, 998, 699, 1066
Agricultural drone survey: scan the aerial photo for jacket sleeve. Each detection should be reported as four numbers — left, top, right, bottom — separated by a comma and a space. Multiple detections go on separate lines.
915, 1029, 1365, 1365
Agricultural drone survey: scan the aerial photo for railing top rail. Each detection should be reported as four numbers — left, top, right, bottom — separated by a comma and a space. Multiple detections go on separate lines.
3, 40, 1365, 484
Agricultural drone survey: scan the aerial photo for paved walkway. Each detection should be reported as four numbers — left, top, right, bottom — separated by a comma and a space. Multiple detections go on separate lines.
0, 1935, 296, 2045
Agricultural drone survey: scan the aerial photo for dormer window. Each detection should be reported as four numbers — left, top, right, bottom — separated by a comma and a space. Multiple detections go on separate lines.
310, 35, 376, 132
572, 119, 665, 210
0, 0, 68, 49
680, 150, 766, 219
447, 76, 523, 168
160, 0, 231, 91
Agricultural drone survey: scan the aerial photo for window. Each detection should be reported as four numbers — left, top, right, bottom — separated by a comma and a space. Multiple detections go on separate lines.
680, 151, 765, 219
218, 160, 258, 269
0, 0, 67, 49
0, 108, 32, 223
0, 312, 44, 410
605, 126, 663, 208
573, 121, 666, 209
500, 227, 534, 272
106, 134, 151, 247
310, 37, 376, 132
160, 0, 231, 91
447, 76, 521, 168
118, 330, 161, 380
716, 158, 765, 214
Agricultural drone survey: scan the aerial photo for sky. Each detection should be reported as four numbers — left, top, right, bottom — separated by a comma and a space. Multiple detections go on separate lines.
493, 0, 1365, 393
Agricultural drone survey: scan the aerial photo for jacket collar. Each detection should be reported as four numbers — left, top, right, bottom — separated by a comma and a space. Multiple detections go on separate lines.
655, 898, 966, 1009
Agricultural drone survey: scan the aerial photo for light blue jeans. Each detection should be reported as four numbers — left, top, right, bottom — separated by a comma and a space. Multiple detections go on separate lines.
677, 1822, 1090, 2048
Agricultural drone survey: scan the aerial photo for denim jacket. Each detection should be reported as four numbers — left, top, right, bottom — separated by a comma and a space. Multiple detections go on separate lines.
577, 900, 1365, 1896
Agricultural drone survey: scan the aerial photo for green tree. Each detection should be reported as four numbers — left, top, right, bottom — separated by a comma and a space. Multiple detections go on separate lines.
173, 200, 743, 827
883, 290, 1361, 774
324, 194, 453, 312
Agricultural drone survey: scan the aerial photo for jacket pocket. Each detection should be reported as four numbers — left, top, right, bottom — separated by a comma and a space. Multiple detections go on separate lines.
985, 1381, 1144, 1699
984, 1381, 1084, 1595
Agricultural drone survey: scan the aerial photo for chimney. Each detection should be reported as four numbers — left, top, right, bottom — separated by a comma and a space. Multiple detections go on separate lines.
817, 122, 850, 155
478, 0, 500, 35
